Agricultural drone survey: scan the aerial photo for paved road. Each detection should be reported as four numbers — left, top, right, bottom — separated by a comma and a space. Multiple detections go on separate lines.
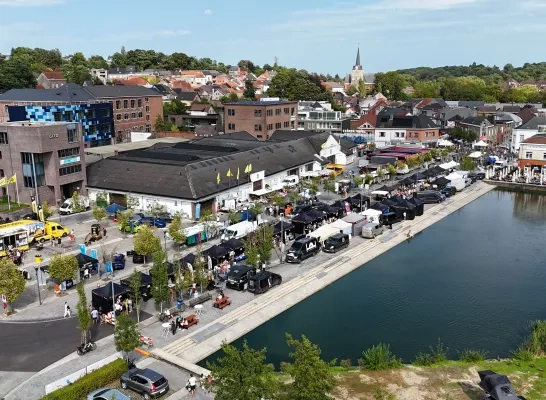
0, 312, 151, 373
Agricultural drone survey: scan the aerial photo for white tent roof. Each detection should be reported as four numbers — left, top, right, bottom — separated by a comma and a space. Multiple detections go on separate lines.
371, 190, 389, 196
473, 140, 488, 147
440, 160, 459, 170
446, 172, 464, 181
329, 219, 352, 234
342, 213, 366, 224
308, 225, 340, 244
468, 151, 482, 158
437, 139, 454, 147
362, 209, 382, 217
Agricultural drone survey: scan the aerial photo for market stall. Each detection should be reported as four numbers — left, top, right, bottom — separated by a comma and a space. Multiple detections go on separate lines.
91, 282, 130, 312
407, 197, 424, 216
120, 272, 152, 300
342, 213, 367, 237
329, 219, 353, 236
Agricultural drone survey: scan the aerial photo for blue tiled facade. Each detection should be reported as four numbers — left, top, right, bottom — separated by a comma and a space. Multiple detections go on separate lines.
8, 103, 114, 144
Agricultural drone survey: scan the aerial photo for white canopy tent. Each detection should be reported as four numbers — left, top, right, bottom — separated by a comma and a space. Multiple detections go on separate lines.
440, 160, 459, 170
361, 209, 382, 224
308, 225, 340, 246
328, 219, 352, 237
473, 140, 488, 148
468, 151, 483, 158
437, 139, 454, 147
370, 190, 389, 196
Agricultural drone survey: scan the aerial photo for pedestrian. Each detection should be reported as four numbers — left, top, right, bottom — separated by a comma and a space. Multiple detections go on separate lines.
187, 373, 197, 396
91, 307, 99, 324
2, 294, 7, 316
102, 227, 107, 238
64, 302, 71, 318
50, 236, 54, 247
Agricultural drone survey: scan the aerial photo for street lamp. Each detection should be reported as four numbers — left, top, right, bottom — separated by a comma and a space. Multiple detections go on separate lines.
163, 230, 168, 261
34, 266, 42, 306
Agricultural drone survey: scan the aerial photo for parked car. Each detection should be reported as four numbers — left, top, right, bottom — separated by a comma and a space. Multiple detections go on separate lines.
322, 233, 350, 253
120, 368, 169, 399
467, 173, 478, 183
226, 264, 256, 291
112, 253, 126, 270
248, 271, 282, 294
414, 190, 445, 204
88, 388, 131, 400
139, 217, 167, 228
476, 172, 486, 180
286, 236, 319, 263
441, 186, 457, 197
157, 212, 174, 223
379, 212, 403, 228
119, 220, 143, 233
361, 222, 386, 239
464, 177, 472, 187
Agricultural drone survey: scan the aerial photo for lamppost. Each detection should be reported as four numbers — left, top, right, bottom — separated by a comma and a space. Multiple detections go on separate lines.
163, 230, 168, 261
34, 266, 42, 305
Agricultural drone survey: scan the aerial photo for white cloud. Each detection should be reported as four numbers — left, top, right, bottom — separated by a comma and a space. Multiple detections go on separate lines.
0, 0, 64, 6
204, 9, 212, 15
156, 30, 190, 37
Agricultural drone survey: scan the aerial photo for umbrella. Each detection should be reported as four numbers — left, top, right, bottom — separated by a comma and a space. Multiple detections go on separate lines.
473, 140, 488, 148
468, 151, 482, 158
104, 203, 127, 214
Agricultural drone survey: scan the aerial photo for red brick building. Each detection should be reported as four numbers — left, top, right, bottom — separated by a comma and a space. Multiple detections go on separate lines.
224, 100, 298, 140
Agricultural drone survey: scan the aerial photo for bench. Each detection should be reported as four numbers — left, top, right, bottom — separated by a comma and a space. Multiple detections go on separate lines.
213, 296, 232, 309
139, 335, 153, 348
185, 314, 199, 328
188, 292, 212, 308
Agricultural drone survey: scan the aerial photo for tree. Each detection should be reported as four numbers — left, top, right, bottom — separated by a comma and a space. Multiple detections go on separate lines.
267, 68, 332, 101
150, 250, 169, 311
87, 55, 109, 69
243, 81, 256, 100
0, 259, 25, 313
413, 81, 441, 98
76, 282, 91, 345
460, 157, 475, 171
114, 313, 140, 361
129, 269, 142, 324
205, 340, 280, 400
373, 72, 409, 100
346, 86, 358, 96
281, 334, 335, 400
126, 195, 140, 210
168, 214, 186, 244
48, 254, 78, 282
41, 201, 54, 220
242, 232, 260, 268
133, 226, 161, 262
323, 181, 335, 198
154, 114, 172, 132
63, 52, 92, 85
163, 99, 187, 116
92, 206, 107, 222
117, 210, 133, 234
200, 209, 219, 239
257, 225, 274, 266
395, 160, 406, 171
147, 202, 167, 221
228, 210, 241, 225
0, 56, 36, 92
71, 191, 86, 213
387, 164, 397, 176
358, 78, 366, 96
192, 244, 209, 293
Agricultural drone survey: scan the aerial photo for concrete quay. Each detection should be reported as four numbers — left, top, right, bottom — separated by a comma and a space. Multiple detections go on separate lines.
153, 182, 496, 367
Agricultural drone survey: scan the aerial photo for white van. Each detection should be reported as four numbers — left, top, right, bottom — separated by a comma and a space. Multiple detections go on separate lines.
59, 197, 90, 215
495, 160, 508, 168
282, 175, 300, 187
447, 178, 465, 192
221, 220, 258, 242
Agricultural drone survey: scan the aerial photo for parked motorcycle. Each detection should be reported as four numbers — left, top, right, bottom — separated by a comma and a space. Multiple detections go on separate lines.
76, 341, 97, 356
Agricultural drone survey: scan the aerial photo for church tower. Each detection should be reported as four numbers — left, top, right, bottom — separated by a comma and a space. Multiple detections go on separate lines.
350, 46, 364, 86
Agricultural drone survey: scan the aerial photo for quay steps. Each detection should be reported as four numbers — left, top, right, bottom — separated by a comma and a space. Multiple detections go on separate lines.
153, 182, 494, 365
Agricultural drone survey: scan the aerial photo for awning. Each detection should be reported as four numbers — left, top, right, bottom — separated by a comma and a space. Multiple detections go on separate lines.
473, 140, 488, 147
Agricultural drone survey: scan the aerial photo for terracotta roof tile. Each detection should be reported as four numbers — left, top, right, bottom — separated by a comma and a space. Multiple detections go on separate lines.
42, 71, 65, 80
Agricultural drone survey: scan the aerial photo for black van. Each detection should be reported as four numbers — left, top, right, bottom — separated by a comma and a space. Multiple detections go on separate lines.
322, 233, 350, 253
248, 271, 282, 294
286, 236, 319, 263
379, 212, 403, 228
414, 190, 445, 204
226, 265, 256, 291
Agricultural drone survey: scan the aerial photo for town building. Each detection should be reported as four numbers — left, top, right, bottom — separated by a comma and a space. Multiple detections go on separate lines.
456, 116, 496, 143
89, 69, 108, 84
107, 66, 144, 81
297, 101, 345, 134
344, 47, 375, 92
36, 71, 66, 89
512, 116, 546, 152
0, 121, 86, 205
518, 134, 546, 169
375, 115, 440, 147
224, 99, 298, 140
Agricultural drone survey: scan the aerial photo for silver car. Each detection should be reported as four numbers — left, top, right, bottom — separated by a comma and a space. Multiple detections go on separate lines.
120, 368, 169, 399
87, 388, 131, 400
361, 222, 386, 239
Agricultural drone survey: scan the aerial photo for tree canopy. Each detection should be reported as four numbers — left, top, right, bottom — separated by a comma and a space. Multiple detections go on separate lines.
267, 68, 332, 102
0, 259, 25, 304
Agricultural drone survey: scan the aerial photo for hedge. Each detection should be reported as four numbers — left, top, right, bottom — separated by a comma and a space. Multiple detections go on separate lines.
41, 358, 128, 400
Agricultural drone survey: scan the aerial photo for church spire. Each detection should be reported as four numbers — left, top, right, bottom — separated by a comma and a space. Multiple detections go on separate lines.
355, 45, 360, 67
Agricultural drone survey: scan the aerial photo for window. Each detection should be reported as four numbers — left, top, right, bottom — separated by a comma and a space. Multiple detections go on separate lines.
100, 108, 110, 117
53, 111, 62, 122
254, 124, 262, 131
77, 110, 85, 120
0, 132, 8, 144
89, 125, 97, 134
284, 121, 290, 128
130, 99, 135, 108
21, 153, 45, 188
275, 122, 281, 129
526, 152, 532, 159
275, 108, 281, 115
116, 114, 121, 120
87, 108, 96, 118
67, 127, 79, 143
145, 97, 149, 102
139, 126, 144, 132
228, 123, 236, 130
145, 105, 150, 112
115, 100, 121, 109
227, 109, 235, 116
59, 164, 82, 176
146, 115, 150, 121
291, 121, 294, 128
137, 99, 142, 107
266, 109, 273, 116
145, 124, 151, 132
131, 112, 136, 119
284, 107, 289, 114
254, 110, 262, 117
138, 112, 143, 118
520, 135, 524, 142
58, 148, 80, 158
0, 151, 2, 159
123, 100, 129, 108
379, 132, 386, 137
101, 123, 111, 134
543, 153, 546, 160
124, 114, 129, 120
291, 107, 295, 116
267, 124, 273, 130
257, 134, 263, 139
64, 111, 73, 122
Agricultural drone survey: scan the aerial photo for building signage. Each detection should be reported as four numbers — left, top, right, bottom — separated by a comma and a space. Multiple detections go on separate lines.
49, 134, 59, 138
60, 156, 80, 166
250, 170, 265, 182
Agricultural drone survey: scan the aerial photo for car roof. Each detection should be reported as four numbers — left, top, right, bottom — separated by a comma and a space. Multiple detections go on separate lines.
228, 265, 254, 275
136, 368, 163, 380
329, 233, 347, 239
295, 236, 314, 243
89, 388, 131, 400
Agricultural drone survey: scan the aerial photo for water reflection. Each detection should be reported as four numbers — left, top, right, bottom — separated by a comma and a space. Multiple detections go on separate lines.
512, 191, 546, 222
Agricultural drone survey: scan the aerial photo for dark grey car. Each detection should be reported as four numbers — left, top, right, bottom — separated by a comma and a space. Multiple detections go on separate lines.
120, 368, 169, 399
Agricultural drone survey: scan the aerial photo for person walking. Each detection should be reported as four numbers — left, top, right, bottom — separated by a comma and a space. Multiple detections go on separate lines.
64, 302, 71, 318
102, 227, 107, 238
91, 307, 99, 324
187, 373, 197, 396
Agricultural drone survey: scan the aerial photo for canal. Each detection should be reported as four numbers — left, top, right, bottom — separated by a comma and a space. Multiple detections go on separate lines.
202, 189, 546, 366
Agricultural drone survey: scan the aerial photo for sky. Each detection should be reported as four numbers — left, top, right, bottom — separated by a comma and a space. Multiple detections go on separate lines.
1, 0, 545, 75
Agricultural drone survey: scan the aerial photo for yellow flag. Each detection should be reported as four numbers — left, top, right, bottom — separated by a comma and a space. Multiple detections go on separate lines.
248, 164, 252, 173
216, 172, 220, 184
237, 167, 240, 180
227, 169, 233, 177
0, 177, 6, 187
244, 164, 249, 174
7, 174, 16, 184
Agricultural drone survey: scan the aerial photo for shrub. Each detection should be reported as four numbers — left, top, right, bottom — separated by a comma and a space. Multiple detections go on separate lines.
413, 352, 436, 367
358, 343, 403, 371
41, 358, 128, 400
374, 387, 398, 400
458, 349, 487, 363
340, 359, 352, 370
511, 345, 534, 362
429, 339, 448, 364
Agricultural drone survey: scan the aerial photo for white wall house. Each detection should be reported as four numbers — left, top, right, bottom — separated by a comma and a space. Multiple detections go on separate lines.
319, 135, 352, 164
512, 116, 546, 152
374, 128, 406, 148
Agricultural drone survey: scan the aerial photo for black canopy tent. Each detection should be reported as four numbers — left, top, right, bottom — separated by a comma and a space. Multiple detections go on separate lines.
330, 200, 348, 216
316, 204, 343, 218
431, 165, 445, 174
407, 197, 424, 216
307, 209, 327, 221
350, 193, 371, 211
179, 253, 196, 268
370, 202, 390, 213
434, 176, 451, 187
392, 200, 417, 220
203, 245, 230, 267
120, 272, 153, 299
273, 220, 294, 234
76, 253, 98, 268
399, 177, 415, 186
220, 238, 244, 252
92, 282, 130, 312
292, 212, 321, 234
409, 172, 428, 181
381, 198, 400, 207
391, 195, 405, 203
376, 185, 390, 192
